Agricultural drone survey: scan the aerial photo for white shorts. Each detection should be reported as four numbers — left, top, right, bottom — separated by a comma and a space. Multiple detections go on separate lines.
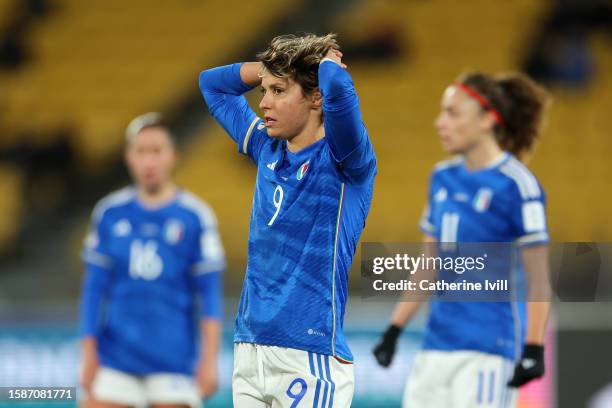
233, 343, 354, 408
403, 350, 518, 408
90, 366, 202, 408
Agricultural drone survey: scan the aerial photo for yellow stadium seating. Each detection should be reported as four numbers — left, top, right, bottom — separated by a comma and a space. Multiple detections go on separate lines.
2, 0, 299, 167
0, 164, 23, 252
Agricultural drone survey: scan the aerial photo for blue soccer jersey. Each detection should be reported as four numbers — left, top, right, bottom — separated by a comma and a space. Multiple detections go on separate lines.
199, 60, 376, 361
419, 153, 549, 360
79, 187, 225, 375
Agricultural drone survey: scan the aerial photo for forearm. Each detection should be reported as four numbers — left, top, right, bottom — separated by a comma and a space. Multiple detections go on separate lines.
199, 63, 253, 101
390, 300, 425, 328
82, 336, 97, 352
319, 60, 365, 162
240, 62, 263, 87
526, 302, 550, 343
390, 235, 437, 327
199, 319, 221, 365
522, 244, 551, 343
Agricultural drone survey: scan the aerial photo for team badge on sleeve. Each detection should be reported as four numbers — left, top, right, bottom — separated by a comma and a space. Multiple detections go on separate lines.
522, 201, 546, 232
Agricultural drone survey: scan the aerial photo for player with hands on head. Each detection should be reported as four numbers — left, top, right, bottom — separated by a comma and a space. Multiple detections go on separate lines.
199, 33, 376, 407
79, 113, 225, 408
373, 72, 551, 407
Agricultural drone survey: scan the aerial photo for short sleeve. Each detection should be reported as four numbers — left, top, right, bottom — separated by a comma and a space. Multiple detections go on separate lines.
192, 206, 226, 275
419, 172, 438, 236
81, 209, 113, 270
509, 183, 549, 246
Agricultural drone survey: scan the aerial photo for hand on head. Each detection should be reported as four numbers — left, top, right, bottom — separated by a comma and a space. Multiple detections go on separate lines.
324, 48, 347, 69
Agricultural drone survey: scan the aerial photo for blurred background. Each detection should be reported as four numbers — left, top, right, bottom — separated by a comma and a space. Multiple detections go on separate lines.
0, 0, 611, 406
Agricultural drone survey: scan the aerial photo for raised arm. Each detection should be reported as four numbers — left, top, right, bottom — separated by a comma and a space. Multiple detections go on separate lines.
318, 50, 375, 180
199, 63, 267, 160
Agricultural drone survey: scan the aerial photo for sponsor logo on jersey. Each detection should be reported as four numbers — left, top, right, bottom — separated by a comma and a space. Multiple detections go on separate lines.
473, 188, 493, 212
434, 188, 447, 202
164, 219, 185, 245
112, 219, 131, 237
297, 160, 310, 180
266, 160, 278, 171
257, 121, 266, 131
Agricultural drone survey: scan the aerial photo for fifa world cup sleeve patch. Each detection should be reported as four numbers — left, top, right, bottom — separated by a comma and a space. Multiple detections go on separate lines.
522, 201, 546, 233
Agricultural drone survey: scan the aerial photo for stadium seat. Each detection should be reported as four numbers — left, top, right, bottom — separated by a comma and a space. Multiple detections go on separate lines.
2, 0, 299, 168
0, 164, 22, 253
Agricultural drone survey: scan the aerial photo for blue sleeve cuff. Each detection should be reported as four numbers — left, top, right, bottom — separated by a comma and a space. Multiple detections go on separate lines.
199, 63, 253, 96
79, 264, 111, 337
194, 271, 223, 320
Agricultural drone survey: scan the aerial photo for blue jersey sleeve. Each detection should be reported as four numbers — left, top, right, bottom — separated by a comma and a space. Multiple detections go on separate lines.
79, 264, 111, 337
419, 172, 438, 236
509, 182, 549, 246
79, 207, 114, 337
189, 203, 224, 320
199, 63, 268, 162
191, 204, 226, 275
319, 60, 376, 183
81, 207, 113, 269
194, 272, 222, 320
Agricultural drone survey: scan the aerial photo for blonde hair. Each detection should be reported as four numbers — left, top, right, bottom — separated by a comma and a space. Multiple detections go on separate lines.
257, 33, 339, 94
125, 112, 175, 146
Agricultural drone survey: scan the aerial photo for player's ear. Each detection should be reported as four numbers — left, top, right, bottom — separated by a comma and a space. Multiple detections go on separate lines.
480, 110, 496, 133
310, 89, 322, 109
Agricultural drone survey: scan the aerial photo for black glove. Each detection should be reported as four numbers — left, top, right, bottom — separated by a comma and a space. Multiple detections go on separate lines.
508, 344, 545, 387
372, 325, 402, 367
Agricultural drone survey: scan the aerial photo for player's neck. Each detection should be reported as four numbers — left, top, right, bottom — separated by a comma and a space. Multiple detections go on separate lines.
286, 119, 324, 153
464, 138, 504, 171
137, 182, 178, 208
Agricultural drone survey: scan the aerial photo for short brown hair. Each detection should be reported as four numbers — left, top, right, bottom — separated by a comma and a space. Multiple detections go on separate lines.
125, 112, 175, 146
458, 72, 550, 159
257, 33, 339, 95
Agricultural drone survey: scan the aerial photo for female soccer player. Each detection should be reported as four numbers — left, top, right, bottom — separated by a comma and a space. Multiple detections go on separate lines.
373, 72, 551, 407
79, 113, 225, 408
199, 34, 376, 407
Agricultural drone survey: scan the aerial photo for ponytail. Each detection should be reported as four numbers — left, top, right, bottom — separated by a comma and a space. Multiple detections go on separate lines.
495, 73, 549, 159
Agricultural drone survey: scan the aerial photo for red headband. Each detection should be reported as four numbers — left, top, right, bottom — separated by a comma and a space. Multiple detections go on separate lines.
455, 82, 504, 127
